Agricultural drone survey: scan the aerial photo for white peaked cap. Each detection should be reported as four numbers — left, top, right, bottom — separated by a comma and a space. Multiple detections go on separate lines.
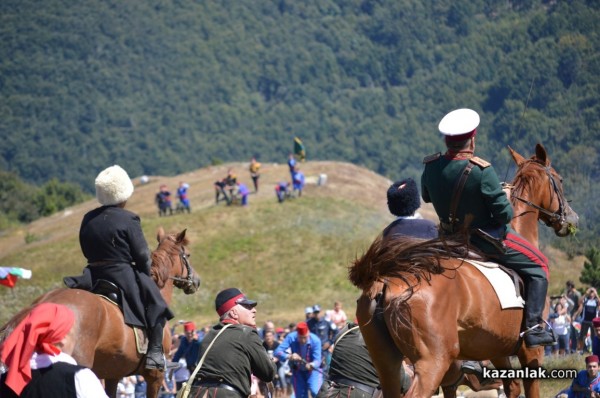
438, 108, 480, 137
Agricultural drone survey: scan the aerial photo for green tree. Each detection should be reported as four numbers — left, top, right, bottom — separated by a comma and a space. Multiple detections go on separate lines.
580, 248, 600, 288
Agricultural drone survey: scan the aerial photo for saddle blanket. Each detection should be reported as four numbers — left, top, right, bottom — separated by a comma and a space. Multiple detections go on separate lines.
462, 259, 525, 309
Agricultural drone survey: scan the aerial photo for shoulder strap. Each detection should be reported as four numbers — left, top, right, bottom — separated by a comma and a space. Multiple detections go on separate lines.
469, 156, 491, 168
448, 163, 475, 227
423, 152, 441, 164
186, 324, 232, 384
331, 326, 360, 355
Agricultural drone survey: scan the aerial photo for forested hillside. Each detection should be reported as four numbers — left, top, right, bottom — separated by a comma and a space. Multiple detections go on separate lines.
0, 0, 598, 250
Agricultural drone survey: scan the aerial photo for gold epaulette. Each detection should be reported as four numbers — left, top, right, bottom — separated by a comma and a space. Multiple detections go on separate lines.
470, 156, 491, 168
423, 152, 441, 164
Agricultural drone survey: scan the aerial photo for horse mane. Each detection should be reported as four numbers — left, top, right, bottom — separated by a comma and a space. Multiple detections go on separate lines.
349, 234, 478, 297
151, 233, 189, 288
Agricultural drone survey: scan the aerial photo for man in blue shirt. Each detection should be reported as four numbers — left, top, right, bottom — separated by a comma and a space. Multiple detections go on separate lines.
172, 322, 201, 373
292, 167, 305, 197
568, 355, 600, 398
275, 322, 322, 398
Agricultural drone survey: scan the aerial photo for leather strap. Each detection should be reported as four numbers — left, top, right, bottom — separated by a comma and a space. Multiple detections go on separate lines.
330, 376, 378, 396
186, 324, 232, 387
196, 382, 243, 397
446, 163, 475, 232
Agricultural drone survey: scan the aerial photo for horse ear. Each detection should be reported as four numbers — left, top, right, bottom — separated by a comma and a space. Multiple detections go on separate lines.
176, 229, 187, 243
156, 227, 165, 243
508, 146, 526, 166
535, 143, 549, 165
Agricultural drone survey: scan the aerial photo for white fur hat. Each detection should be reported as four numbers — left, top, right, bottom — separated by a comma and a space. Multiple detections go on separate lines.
95, 165, 134, 206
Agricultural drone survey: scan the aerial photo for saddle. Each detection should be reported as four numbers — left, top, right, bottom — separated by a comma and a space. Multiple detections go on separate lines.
91, 279, 122, 306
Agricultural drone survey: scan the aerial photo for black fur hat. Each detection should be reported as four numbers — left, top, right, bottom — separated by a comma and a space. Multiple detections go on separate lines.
387, 178, 420, 217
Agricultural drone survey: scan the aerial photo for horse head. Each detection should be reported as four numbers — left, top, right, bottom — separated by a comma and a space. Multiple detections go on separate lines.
509, 143, 579, 237
152, 227, 201, 294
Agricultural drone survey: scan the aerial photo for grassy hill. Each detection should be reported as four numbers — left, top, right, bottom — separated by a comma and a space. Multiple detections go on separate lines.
0, 161, 585, 330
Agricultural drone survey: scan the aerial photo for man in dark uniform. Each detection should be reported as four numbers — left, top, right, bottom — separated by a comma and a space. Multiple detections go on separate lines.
190, 288, 276, 398
421, 108, 555, 348
316, 322, 411, 398
64, 165, 174, 370
307, 305, 337, 375
383, 178, 437, 239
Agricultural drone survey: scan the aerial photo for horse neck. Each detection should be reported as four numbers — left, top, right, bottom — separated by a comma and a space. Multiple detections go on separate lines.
160, 280, 174, 306
511, 196, 540, 249
152, 249, 176, 306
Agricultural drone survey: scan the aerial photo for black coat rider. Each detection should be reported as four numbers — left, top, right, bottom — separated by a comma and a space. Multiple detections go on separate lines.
64, 165, 173, 370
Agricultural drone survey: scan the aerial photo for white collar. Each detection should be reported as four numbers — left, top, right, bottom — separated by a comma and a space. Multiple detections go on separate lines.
30, 351, 77, 370
395, 215, 419, 220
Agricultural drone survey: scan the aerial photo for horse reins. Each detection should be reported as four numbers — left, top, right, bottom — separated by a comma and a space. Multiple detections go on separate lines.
510, 161, 568, 228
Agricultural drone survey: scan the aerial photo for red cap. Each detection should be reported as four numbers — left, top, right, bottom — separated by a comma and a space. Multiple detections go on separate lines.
296, 321, 309, 336
593, 317, 600, 327
183, 322, 196, 332
586, 355, 599, 364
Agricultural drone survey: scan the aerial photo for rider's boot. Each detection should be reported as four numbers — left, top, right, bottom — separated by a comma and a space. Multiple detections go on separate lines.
146, 319, 166, 370
523, 278, 557, 348
461, 361, 484, 381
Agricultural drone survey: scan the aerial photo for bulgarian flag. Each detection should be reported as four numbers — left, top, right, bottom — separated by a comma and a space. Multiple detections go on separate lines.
294, 136, 306, 162
0, 267, 32, 288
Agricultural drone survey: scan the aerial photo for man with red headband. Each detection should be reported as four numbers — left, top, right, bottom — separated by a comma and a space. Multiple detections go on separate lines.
188, 288, 275, 398
0, 303, 107, 398
274, 321, 323, 398
568, 355, 600, 398
421, 108, 555, 349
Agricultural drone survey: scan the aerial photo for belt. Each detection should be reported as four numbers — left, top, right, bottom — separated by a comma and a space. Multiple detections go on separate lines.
88, 261, 131, 267
330, 376, 378, 396
196, 381, 243, 397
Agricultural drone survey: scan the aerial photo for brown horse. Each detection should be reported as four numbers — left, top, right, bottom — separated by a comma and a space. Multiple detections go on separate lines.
0, 227, 200, 398
350, 144, 578, 398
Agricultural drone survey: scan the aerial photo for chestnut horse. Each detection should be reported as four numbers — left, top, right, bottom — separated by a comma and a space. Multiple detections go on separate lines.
0, 227, 200, 398
350, 144, 578, 398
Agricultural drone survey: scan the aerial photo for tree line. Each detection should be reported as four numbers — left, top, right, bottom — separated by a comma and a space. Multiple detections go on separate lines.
0, 0, 598, 252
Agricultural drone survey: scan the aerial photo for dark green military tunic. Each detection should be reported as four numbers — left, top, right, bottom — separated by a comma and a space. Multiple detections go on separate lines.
421, 153, 512, 233
421, 152, 548, 278
190, 322, 276, 398
317, 323, 409, 398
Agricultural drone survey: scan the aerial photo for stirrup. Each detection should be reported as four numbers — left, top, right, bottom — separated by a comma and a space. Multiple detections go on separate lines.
519, 320, 552, 338
145, 353, 166, 371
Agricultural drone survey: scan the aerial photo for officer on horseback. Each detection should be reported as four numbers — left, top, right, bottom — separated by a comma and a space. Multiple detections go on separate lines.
64, 165, 174, 370
421, 108, 556, 348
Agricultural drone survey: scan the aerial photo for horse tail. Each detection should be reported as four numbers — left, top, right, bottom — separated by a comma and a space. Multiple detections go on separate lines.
349, 234, 386, 292
350, 234, 472, 295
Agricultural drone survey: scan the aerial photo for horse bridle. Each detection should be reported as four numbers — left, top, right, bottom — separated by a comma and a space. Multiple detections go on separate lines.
510, 161, 568, 228
169, 245, 195, 288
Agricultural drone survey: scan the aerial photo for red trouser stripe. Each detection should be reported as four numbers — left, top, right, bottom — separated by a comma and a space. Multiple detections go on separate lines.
504, 232, 549, 278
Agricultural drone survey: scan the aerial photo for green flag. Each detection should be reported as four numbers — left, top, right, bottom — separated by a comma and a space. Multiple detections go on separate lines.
294, 136, 306, 161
